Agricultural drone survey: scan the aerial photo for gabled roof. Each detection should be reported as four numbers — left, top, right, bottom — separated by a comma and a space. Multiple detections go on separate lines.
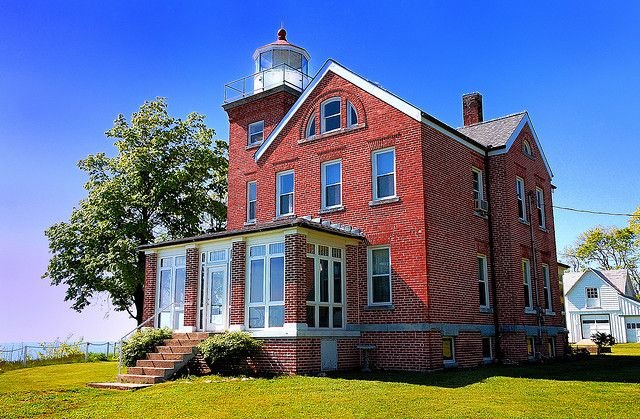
564, 268, 634, 298
458, 112, 553, 178
253, 59, 553, 178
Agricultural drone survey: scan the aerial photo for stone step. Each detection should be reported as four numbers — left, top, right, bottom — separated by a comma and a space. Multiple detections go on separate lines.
147, 352, 184, 361
88, 382, 152, 391
127, 366, 174, 377
118, 374, 164, 384
162, 338, 202, 347
172, 332, 209, 340
156, 345, 194, 354
136, 359, 179, 369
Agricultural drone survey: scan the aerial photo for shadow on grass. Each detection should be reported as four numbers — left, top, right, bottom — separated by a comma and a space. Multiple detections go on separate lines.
333, 355, 640, 388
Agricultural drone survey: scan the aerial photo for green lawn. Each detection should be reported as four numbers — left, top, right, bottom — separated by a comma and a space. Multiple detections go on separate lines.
1, 344, 640, 418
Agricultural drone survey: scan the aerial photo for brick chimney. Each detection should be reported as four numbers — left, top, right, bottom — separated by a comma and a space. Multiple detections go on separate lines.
462, 92, 483, 126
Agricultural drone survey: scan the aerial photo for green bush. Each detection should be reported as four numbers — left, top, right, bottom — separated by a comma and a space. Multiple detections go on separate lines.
591, 332, 616, 355
197, 332, 262, 373
121, 328, 172, 367
37, 338, 84, 360
87, 352, 109, 362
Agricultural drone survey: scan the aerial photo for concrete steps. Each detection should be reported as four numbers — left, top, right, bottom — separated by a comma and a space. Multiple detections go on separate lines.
115, 331, 208, 385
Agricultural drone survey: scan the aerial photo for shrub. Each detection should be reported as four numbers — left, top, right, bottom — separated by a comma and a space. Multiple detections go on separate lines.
121, 328, 172, 367
38, 338, 84, 360
591, 332, 616, 355
87, 352, 109, 362
197, 332, 262, 374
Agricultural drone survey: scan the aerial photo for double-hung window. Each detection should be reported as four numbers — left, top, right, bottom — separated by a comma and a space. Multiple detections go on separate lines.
516, 177, 527, 222
321, 98, 341, 133
306, 244, 344, 329
248, 243, 285, 328
542, 264, 552, 312
372, 148, 396, 200
586, 287, 600, 308
248, 121, 264, 145
478, 255, 489, 309
473, 168, 484, 200
522, 258, 533, 310
368, 247, 391, 305
276, 170, 294, 217
247, 181, 257, 223
321, 160, 342, 209
536, 187, 546, 229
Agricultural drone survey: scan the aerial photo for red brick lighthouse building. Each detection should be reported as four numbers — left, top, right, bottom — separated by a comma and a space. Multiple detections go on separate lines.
140, 28, 566, 374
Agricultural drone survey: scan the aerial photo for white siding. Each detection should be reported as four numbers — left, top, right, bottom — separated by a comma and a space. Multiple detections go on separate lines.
565, 271, 619, 311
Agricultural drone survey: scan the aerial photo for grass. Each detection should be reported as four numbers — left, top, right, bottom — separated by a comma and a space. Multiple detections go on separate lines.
0, 344, 639, 418
0, 353, 115, 374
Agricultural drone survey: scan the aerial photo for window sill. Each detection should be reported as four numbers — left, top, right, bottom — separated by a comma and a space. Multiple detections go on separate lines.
538, 226, 548, 233
474, 211, 488, 219
369, 196, 400, 207
273, 214, 297, 221
545, 310, 556, 316
365, 304, 394, 311
245, 141, 263, 150
480, 306, 494, 314
319, 206, 345, 215
524, 308, 537, 315
443, 361, 458, 368
518, 219, 530, 226
244, 221, 257, 227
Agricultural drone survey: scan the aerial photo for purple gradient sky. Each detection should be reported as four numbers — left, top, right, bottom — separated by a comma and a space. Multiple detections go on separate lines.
1, 1, 639, 341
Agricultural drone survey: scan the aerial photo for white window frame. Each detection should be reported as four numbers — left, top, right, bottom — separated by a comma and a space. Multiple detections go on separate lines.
367, 246, 392, 306
586, 287, 600, 308
443, 337, 455, 364
478, 254, 489, 309
372, 147, 396, 201
472, 168, 484, 201
321, 97, 341, 134
306, 244, 345, 329
522, 258, 533, 310
306, 115, 316, 139
246, 181, 257, 223
347, 100, 358, 128
276, 170, 295, 217
248, 120, 264, 145
156, 254, 186, 329
516, 177, 527, 222
321, 159, 342, 210
536, 187, 546, 229
542, 264, 552, 312
246, 242, 285, 329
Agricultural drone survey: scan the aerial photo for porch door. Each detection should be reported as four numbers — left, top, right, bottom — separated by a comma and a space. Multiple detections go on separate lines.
204, 265, 228, 331
157, 255, 186, 330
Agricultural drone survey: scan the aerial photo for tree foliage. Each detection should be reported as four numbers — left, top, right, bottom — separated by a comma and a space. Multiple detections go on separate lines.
562, 207, 640, 292
43, 98, 227, 323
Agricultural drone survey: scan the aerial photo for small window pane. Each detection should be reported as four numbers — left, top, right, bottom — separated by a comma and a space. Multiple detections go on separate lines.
443, 338, 454, 361
372, 275, 391, 303
325, 162, 341, 185
269, 242, 285, 254
260, 51, 272, 69
371, 249, 390, 275
175, 256, 185, 267
319, 306, 330, 328
306, 117, 316, 138
325, 115, 340, 132
269, 306, 284, 327
377, 174, 395, 199
248, 182, 257, 201
479, 281, 487, 307
324, 100, 340, 116
326, 185, 341, 207
279, 194, 293, 215
320, 259, 329, 302
333, 307, 343, 328
269, 257, 284, 302
333, 261, 342, 303
376, 150, 394, 175
348, 102, 358, 126
318, 245, 329, 256
249, 307, 265, 328
307, 243, 316, 254
273, 49, 288, 66
174, 267, 185, 304
160, 258, 172, 268
306, 305, 316, 327
250, 259, 264, 303
332, 248, 342, 259
248, 121, 264, 144
289, 51, 302, 69
306, 257, 315, 301
279, 172, 294, 193
159, 270, 171, 307
250, 245, 266, 257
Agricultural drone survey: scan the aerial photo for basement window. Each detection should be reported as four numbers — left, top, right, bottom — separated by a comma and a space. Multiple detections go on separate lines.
443, 337, 455, 364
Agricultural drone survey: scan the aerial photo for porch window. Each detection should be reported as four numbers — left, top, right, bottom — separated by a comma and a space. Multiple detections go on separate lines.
368, 246, 391, 305
522, 258, 533, 310
542, 264, 552, 311
248, 242, 285, 328
157, 255, 186, 329
306, 244, 345, 329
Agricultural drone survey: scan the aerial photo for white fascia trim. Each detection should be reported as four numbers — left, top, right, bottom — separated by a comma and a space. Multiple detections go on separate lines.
564, 269, 594, 295
487, 114, 554, 178
421, 117, 485, 155
255, 60, 422, 161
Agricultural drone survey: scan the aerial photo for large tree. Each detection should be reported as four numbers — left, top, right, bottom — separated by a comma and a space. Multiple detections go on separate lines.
43, 98, 227, 324
562, 207, 640, 293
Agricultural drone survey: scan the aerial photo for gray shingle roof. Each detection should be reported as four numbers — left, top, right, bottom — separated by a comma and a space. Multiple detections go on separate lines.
595, 269, 631, 296
457, 112, 527, 148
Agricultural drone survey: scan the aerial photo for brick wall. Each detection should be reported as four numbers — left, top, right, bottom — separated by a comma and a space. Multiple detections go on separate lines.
284, 233, 307, 324
184, 247, 199, 328
143, 252, 157, 322
229, 241, 246, 325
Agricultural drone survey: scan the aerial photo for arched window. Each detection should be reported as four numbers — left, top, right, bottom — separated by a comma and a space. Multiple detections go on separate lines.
321, 98, 341, 134
306, 115, 316, 139
347, 101, 358, 127
523, 140, 533, 157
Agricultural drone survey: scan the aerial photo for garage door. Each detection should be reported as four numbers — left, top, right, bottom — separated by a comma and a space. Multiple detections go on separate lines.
582, 315, 610, 339
626, 317, 640, 343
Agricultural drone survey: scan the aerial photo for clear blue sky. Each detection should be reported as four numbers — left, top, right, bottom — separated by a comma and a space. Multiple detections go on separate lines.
1, 1, 638, 341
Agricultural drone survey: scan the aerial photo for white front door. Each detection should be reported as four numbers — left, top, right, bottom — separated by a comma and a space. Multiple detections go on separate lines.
581, 314, 610, 339
157, 255, 186, 330
204, 265, 228, 331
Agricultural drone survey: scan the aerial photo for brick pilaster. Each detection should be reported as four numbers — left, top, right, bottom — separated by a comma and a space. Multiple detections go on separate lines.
143, 251, 157, 324
184, 246, 199, 328
284, 233, 307, 324
230, 240, 246, 325
345, 244, 361, 325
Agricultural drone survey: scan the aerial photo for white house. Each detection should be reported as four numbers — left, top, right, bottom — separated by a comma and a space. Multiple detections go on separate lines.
564, 269, 640, 344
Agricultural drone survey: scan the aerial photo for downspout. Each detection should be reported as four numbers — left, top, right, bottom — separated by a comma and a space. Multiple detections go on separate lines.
484, 147, 502, 360
527, 191, 543, 344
